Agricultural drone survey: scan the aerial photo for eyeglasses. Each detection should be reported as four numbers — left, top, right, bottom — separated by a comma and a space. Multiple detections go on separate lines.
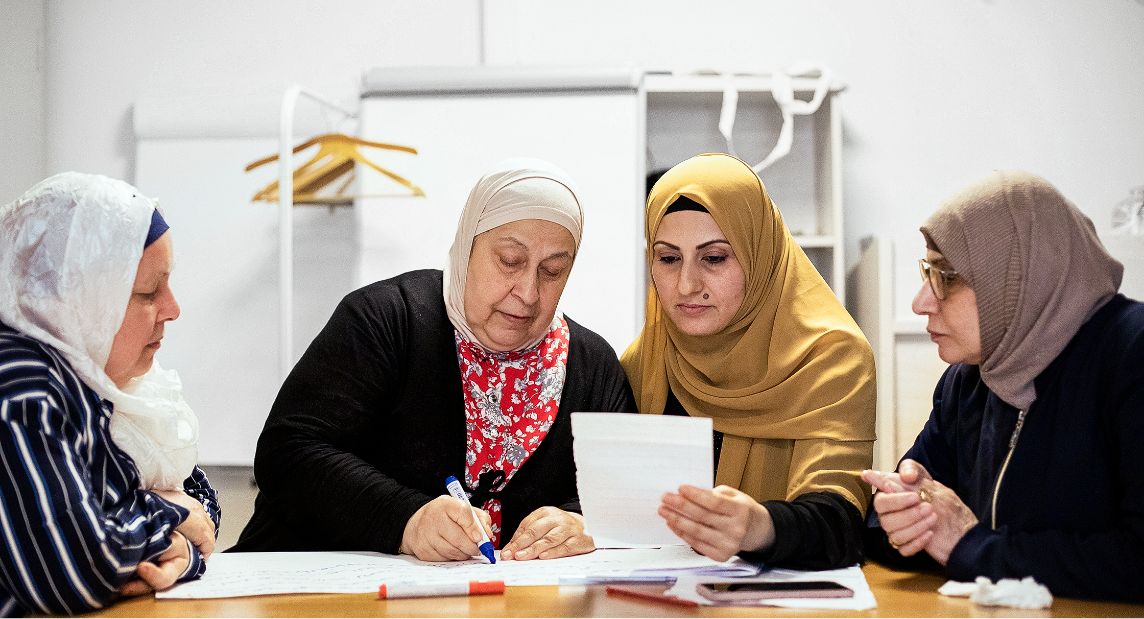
918, 258, 960, 300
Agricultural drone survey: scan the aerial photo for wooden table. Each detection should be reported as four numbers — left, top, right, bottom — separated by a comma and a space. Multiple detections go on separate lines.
82, 563, 1144, 617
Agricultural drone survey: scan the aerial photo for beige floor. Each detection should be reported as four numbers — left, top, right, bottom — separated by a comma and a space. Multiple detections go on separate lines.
199, 466, 258, 551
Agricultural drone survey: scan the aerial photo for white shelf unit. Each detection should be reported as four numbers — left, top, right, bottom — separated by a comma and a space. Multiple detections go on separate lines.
641, 73, 847, 303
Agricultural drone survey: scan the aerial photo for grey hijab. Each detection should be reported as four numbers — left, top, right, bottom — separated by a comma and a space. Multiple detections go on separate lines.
921, 170, 1123, 410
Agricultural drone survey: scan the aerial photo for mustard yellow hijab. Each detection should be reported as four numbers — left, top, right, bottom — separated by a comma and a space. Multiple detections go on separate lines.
621, 153, 875, 508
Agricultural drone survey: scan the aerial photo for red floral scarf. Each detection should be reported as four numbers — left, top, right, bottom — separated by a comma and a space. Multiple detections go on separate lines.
455, 317, 570, 545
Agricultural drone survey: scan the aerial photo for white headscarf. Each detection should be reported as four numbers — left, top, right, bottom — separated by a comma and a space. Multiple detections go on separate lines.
0, 172, 198, 490
443, 158, 584, 351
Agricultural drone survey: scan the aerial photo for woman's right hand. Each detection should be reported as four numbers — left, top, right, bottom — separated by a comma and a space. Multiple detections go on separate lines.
399, 496, 493, 562
862, 460, 937, 557
119, 531, 191, 596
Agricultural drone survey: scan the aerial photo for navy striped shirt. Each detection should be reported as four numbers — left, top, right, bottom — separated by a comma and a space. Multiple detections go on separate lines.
0, 324, 220, 616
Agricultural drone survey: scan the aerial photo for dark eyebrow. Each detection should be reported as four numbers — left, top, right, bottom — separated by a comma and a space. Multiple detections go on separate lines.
652, 240, 730, 251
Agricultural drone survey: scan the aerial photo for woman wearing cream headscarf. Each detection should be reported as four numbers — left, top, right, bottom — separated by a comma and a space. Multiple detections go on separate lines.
863, 171, 1144, 602
234, 158, 635, 561
0, 173, 219, 615
623, 153, 875, 569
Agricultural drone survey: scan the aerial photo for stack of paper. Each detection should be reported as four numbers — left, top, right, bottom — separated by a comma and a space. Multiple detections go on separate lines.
157, 547, 759, 599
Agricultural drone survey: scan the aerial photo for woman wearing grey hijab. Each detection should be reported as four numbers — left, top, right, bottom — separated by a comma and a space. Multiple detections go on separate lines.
233, 158, 635, 561
862, 171, 1144, 601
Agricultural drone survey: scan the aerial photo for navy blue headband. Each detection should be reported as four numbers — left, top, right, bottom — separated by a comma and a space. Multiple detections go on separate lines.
144, 208, 169, 248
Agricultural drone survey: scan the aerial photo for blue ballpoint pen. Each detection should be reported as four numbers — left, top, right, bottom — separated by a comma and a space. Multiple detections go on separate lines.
445, 475, 496, 564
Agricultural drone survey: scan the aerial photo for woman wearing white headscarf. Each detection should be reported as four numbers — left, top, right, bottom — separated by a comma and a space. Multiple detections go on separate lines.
0, 173, 219, 615
862, 171, 1144, 602
234, 158, 635, 561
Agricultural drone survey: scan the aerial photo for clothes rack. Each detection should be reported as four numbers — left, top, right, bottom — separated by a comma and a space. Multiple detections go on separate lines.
276, 85, 358, 380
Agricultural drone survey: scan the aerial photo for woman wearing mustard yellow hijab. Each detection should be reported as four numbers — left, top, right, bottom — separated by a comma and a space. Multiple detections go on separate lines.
622, 153, 876, 569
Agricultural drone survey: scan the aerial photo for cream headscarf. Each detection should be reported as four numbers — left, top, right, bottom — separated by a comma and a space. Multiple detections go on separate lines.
621, 154, 875, 505
443, 158, 584, 351
921, 170, 1123, 410
0, 172, 198, 490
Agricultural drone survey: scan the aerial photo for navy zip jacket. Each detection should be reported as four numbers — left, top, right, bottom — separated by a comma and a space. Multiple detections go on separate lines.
866, 295, 1144, 602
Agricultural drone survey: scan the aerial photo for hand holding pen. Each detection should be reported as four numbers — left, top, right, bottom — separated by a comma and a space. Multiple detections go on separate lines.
445, 476, 497, 564
398, 482, 496, 563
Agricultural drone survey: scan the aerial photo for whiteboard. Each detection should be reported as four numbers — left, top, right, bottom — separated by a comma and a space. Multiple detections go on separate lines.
357, 78, 645, 353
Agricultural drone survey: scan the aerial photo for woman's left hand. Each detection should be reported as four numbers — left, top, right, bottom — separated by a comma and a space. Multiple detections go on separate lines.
500, 507, 594, 560
659, 484, 775, 562
918, 476, 978, 565
864, 460, 978, 565
155, 489, 216, 559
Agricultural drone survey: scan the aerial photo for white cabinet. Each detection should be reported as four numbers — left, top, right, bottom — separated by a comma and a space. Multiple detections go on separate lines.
641, 73, 847, 302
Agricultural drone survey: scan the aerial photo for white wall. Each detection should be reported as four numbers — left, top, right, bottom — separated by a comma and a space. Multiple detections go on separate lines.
44, 0, 481, 182
484, 0, 1144, 316
0, 0, 46, 202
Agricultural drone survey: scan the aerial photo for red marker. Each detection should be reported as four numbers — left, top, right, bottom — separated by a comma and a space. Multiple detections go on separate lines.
378, 580, 505, 600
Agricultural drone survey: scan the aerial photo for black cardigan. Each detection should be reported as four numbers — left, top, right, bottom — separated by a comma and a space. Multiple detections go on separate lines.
865, 294, 1144, 602
232, 269, 636, 553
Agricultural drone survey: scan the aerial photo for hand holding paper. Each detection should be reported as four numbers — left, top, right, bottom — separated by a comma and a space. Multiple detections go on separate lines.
571, 412, 712, 548
660, 484, 776, 561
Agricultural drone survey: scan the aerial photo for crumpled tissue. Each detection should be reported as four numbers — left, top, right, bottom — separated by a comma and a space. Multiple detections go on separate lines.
938, 576, 1052, 609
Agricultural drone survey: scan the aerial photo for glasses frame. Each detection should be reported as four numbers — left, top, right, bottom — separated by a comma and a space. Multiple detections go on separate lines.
918, 258, 960, 301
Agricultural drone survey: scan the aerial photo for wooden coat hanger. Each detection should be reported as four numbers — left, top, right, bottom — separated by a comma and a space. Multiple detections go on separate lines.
246, 133, 425, 204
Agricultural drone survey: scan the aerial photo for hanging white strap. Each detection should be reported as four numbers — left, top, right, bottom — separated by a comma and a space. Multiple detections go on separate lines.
718, 73, 740, 157
716, 64, 834, 172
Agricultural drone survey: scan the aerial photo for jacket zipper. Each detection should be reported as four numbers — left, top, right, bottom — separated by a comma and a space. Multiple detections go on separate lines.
990, 409, 1027, 529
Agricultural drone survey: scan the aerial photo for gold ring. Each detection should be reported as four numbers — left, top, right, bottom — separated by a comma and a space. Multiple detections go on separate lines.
918, 488, 931, 502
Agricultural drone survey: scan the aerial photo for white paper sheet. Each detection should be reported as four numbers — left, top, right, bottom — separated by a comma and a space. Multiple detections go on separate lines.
571, 412, 713, 547
664, 565, 877, 610
157, 547, 758, 599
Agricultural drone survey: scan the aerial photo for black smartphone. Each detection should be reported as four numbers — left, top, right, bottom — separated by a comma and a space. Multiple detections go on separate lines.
696, 580, 854, 602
